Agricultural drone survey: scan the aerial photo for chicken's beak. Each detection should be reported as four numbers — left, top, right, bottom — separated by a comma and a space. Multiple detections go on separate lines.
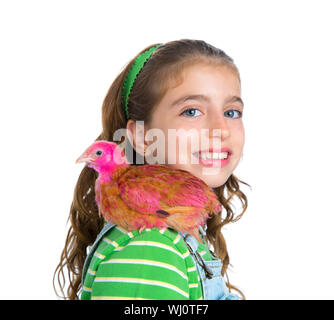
76, 153, 94, 164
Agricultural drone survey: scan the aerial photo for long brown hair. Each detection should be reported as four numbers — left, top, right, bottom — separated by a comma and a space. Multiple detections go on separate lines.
53, 39, 251, 300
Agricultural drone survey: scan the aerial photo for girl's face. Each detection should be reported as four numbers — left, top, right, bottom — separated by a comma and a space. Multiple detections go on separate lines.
145, 62, 245, 188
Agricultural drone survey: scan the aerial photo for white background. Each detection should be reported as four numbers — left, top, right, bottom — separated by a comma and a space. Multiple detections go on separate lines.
0, 0, 333, 299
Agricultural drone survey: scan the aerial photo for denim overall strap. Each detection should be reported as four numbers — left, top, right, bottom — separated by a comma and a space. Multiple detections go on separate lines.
81, 222, 116, 285
180, 227, 240, 300
180, 230, 211, 299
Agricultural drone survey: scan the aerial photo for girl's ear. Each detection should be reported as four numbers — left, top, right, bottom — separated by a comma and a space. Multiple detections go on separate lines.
126, 119, 148, 156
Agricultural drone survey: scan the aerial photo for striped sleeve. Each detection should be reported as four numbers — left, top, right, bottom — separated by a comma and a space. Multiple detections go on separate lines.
90, 229, 190, 300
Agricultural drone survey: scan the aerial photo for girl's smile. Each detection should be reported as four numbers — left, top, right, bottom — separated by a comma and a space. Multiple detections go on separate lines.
192, 147, 232, 168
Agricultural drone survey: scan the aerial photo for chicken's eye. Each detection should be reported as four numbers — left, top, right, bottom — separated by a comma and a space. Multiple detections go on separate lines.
95, 150, 103, 156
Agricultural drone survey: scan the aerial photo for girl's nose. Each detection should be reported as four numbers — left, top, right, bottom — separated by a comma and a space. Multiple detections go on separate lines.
208, 114, 230, 139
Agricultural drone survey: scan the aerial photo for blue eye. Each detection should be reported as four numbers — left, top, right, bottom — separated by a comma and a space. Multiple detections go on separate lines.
225, 109, 243, 119
181, 108, 202, 117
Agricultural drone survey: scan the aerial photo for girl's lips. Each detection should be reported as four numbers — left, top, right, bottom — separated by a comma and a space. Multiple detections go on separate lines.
192, 151, 231, 167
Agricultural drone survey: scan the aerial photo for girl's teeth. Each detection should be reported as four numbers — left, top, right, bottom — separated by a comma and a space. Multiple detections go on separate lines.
199, 152, 228, 160
218, 152, 228, 159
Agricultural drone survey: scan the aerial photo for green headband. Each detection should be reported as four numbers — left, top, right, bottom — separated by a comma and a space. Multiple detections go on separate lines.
121, 44, 162, 120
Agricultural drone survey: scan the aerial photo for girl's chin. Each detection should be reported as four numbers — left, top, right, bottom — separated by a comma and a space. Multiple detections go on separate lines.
202, 176, 229, 188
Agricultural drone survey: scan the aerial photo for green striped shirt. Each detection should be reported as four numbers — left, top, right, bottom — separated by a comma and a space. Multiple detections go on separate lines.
81, 226, 214, 300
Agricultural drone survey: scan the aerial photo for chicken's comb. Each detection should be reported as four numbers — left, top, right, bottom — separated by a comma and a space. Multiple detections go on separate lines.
121, 44, 163, 120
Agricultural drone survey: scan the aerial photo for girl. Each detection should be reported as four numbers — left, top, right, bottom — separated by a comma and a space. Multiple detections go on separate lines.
54, 39, 250, 300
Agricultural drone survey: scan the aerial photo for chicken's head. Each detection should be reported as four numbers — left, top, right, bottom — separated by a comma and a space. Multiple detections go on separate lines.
75, 140, 129, 174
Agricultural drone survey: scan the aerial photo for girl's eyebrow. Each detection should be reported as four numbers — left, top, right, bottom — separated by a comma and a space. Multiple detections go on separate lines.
171, 94, 210, 107
170, 94, 244, 108
226, 95, 244, 107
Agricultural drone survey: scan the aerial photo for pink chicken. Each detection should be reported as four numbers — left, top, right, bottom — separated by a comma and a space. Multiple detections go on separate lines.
76, 140, 222, 243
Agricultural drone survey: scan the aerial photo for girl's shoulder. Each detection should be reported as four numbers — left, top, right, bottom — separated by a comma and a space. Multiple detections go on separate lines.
84, 225, 195, 281
93, 225, 214, 265
81, 226, 203, 300
101, 225, 191, 258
